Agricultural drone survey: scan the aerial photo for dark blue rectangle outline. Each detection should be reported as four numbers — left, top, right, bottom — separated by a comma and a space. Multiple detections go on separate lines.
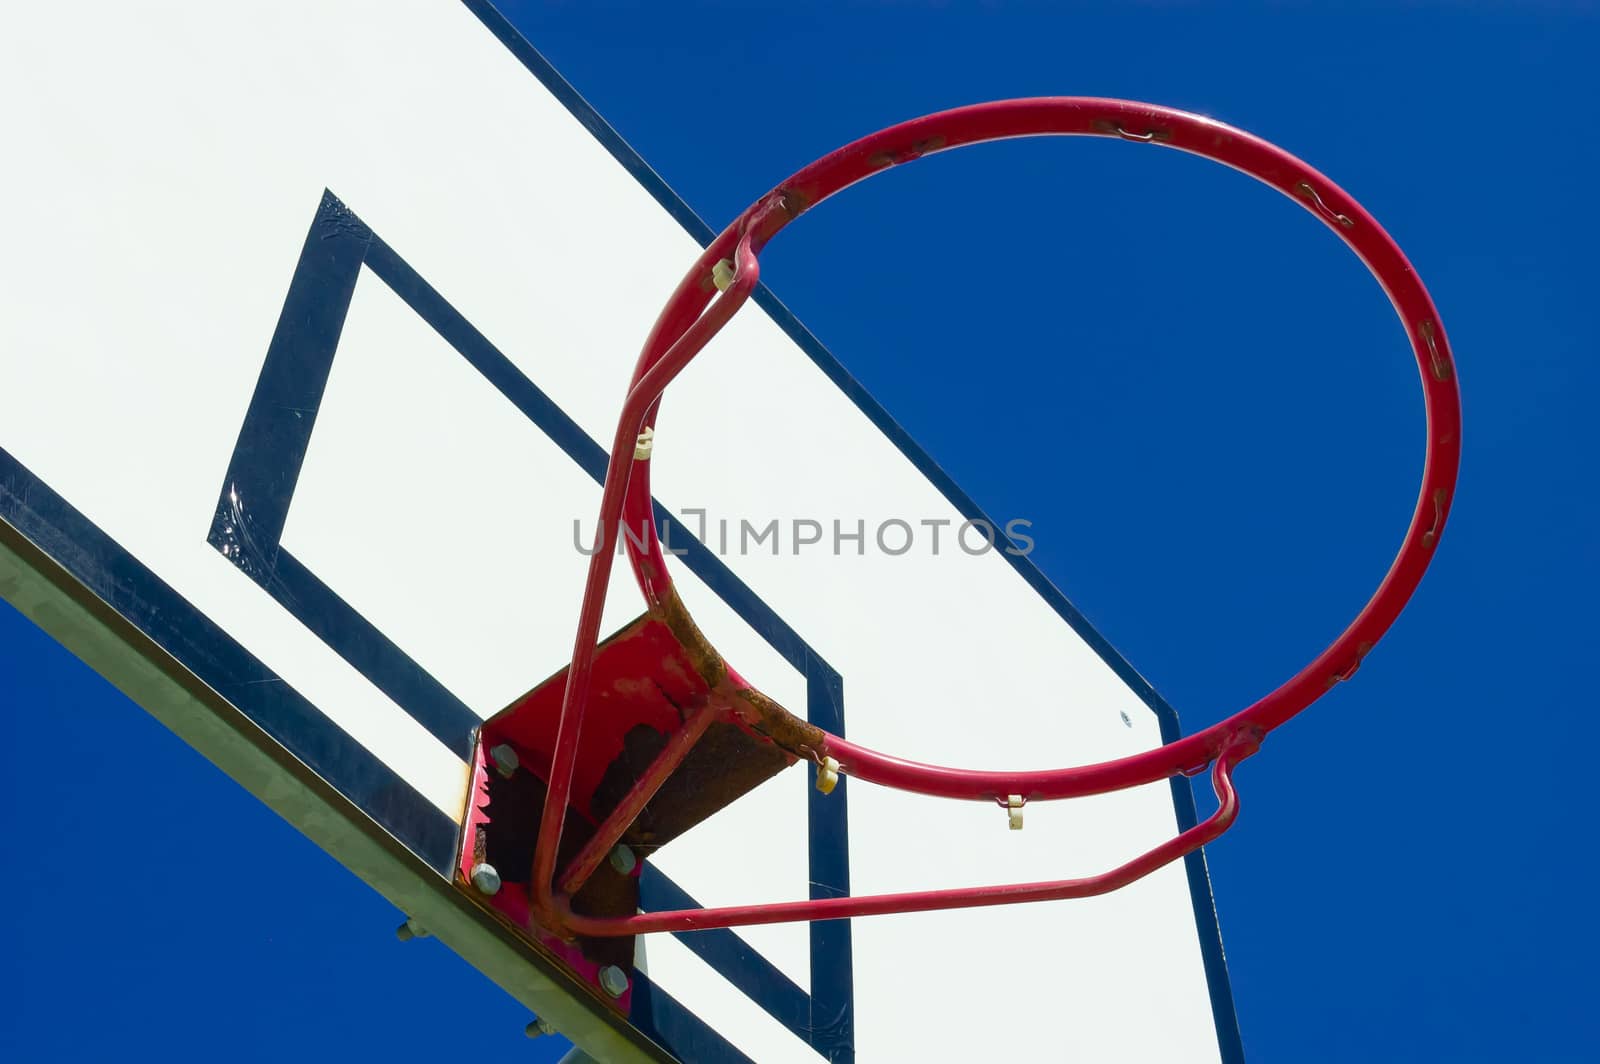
209, 189, 853, 1063
463, 1, 1243, 1060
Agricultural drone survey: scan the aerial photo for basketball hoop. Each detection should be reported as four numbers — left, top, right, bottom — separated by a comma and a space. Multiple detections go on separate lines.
516, 98, 1460, 938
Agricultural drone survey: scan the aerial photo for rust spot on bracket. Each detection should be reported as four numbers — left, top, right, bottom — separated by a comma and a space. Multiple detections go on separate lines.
653, 585, 728, 689
729, 685, 825, 756
652, 586, 823, 756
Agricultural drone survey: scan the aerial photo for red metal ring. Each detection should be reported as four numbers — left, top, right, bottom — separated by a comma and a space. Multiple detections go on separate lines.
621, 97, 1459, 796
530, 98, 1460, 928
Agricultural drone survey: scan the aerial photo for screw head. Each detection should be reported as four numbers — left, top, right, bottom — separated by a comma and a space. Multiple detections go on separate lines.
524, 1017, 555, 1039
489, 743, 519, 777
598, 964, 630, 998
470, 862, 502, 896
608, 845, 637, 876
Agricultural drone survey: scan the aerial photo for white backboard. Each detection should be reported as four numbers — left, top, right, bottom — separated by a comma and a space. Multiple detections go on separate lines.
0, 4, 1240, 1061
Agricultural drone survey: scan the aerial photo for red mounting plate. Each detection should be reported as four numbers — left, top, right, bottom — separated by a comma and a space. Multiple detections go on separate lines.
455, 612, 802, 997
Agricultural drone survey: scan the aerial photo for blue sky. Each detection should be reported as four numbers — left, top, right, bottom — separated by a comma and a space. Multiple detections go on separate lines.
3, 2, 1596, 1062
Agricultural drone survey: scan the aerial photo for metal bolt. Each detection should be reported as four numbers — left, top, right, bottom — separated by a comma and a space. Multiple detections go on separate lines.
597, 964, 630, 998
395, 915, 430, 941
608, 845, 637, 876
489, 743, 519, 777
470, 862, 502, 896
525, 1017, 556, 1039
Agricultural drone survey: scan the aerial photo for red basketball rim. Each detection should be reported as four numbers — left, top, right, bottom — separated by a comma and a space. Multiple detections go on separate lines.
617, 97, 1459, 797
529, 98, 1460, 933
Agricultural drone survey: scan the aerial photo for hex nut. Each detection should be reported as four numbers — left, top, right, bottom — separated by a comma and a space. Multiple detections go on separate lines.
598, 964, 630, 998
470, 862, 502, 895
489, 743, 520, 777
608, 845, 637, 876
